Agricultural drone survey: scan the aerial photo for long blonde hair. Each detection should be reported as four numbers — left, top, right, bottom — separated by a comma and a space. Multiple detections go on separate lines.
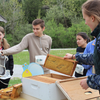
0, 26, 10, 49
82, 0, 100, 22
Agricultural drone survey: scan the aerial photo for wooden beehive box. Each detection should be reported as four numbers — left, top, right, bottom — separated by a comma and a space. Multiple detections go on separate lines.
43, 54, 77, 76
22, 74, 73, 100
22, 54, 77, 100
0, 83, 22, 100
56, 77, 100, 100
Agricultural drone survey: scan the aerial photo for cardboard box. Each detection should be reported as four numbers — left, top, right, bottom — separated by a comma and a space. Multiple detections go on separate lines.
22, 54, 77, 100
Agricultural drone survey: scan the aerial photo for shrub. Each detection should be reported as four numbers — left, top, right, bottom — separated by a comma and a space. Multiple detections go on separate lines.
6, 23, 32, 46
45, 20, 91, 48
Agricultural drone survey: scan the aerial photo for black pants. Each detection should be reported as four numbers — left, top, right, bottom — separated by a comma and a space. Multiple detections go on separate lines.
0, 78, 10, 89
75, 69, 87, 77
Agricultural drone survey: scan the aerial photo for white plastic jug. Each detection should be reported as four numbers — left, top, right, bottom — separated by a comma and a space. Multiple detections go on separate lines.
35, 55, 47, 65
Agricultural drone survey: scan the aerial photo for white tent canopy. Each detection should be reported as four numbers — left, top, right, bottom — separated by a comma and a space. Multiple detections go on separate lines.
0, 15, 7, 23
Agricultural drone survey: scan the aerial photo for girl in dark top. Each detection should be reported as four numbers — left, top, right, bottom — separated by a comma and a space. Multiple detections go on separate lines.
75, 32, 90, 77
0, 26, 14, 89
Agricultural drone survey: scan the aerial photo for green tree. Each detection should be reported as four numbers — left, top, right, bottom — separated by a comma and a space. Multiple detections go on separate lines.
22, 0, 46, 23
63, 21, 91, 48
42, 0, 87, 25
0, 0, 27, 46
42, 0, 57, 7
43, 5, 72, 28
44, 19, 68, 48
64, 0, 86, 23
6, 23, 32, 46
44, 19, 91, 48
43, 0, 71, 27
0, 0, 25, 33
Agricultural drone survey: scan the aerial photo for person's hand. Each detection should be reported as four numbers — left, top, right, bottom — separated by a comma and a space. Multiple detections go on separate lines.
1, 50, 4, 56
80, 79, 89, 90
64, 53, 73, 59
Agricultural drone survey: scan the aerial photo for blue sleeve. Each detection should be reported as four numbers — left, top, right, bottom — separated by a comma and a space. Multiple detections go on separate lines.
75, 53, 94, 65
82, 44, 92, 69
87, 74, 100, 90
82, 64, 91, 69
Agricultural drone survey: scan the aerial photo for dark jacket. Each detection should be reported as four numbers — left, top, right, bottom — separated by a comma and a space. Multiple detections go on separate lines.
5, 55, 14, 76
91, 24, 100, 75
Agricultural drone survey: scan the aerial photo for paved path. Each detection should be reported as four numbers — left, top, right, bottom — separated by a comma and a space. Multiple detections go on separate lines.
23, 48, 76, 52
11, 65, 23, 79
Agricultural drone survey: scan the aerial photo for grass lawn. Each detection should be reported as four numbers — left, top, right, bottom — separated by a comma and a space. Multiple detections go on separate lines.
50, 49, 76, 57
9, 77, 22, 87
13, 49, 76, 65
9, 49, 76, 86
